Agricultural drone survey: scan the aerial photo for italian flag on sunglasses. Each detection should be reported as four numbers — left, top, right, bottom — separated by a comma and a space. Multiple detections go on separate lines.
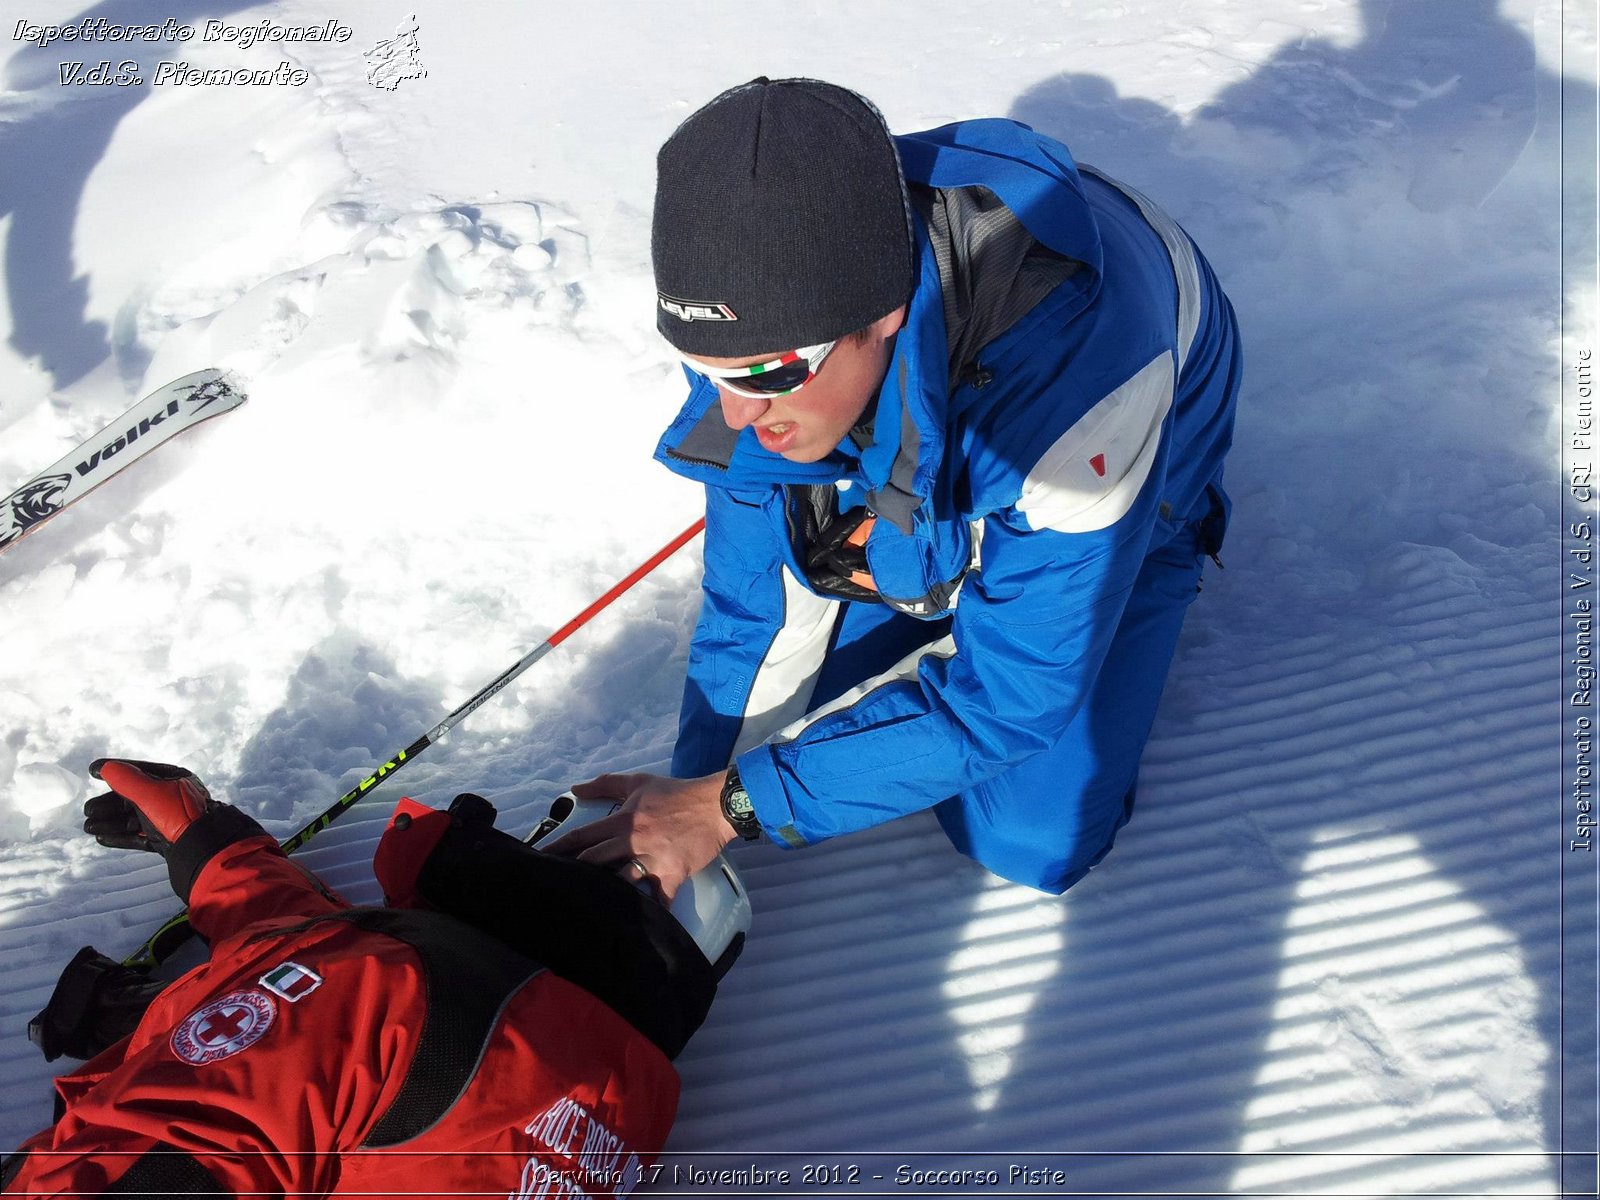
683, 341, 837, 399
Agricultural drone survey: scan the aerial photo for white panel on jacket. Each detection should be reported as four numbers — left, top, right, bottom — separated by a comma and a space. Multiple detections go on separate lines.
770, 635, 958, 748
731, 567, 840, 758
1082, 167, 1204, 372
1016, 351, 1174, 535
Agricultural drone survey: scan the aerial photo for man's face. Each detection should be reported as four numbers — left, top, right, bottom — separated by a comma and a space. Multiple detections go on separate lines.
691, 306, 906, 464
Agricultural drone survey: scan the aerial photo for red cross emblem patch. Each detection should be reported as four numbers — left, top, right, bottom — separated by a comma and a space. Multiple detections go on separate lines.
171, 991, 276, 1065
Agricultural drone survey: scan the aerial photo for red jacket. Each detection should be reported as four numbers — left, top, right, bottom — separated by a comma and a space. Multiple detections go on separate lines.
6, 819, 680, 1199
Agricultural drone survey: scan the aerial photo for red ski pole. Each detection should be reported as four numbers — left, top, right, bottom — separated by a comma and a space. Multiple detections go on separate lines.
126, 517, 707, 968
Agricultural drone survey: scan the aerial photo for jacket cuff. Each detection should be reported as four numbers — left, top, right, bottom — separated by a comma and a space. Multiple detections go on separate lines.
167, 805, 272, 903
735, 745, 810, 849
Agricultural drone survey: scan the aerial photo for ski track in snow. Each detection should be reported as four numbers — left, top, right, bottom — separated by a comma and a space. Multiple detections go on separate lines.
0, 0, 1594, 1195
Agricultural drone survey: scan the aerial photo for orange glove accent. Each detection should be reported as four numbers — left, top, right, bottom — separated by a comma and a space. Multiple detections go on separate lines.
83, 759, 216, 854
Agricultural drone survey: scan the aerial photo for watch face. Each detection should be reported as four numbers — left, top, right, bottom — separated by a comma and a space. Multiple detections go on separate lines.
722, 774, 759, 838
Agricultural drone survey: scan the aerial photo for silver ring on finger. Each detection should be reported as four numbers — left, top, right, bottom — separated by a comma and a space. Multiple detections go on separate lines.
625, 857, 649, 882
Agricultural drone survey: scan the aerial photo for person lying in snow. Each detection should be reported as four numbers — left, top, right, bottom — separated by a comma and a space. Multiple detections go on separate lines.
3, 759, 749, 1199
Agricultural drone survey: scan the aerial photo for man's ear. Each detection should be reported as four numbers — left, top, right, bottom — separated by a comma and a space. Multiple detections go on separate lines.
872, 304, 908, 340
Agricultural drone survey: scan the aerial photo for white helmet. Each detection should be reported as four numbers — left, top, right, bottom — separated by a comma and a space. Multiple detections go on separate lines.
526, 792, 753, 977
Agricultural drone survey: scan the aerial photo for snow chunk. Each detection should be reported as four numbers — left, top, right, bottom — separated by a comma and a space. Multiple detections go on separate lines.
12, 763, 85, 822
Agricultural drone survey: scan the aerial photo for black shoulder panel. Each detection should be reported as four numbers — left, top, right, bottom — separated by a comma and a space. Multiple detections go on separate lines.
353, 908, 543, 1148
104, 1142, 230, 1195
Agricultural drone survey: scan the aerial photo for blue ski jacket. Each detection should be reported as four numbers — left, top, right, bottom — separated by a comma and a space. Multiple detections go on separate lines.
653, 119, 1240, 863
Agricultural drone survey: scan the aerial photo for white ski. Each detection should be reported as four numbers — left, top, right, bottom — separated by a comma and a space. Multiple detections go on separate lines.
0, 369, 247, 553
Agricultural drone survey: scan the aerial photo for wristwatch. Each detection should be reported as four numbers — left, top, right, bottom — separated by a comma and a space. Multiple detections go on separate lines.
719, 766, 762, 841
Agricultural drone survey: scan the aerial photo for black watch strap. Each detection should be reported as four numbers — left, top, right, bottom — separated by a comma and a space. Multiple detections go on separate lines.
720, 766, 762, 842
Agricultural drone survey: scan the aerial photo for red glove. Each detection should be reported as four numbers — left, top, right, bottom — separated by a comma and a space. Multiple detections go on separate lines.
82, 759, 217, 855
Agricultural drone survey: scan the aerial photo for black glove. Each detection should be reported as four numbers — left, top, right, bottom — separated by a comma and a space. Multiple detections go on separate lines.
28, 946, 166, 1062
82, 758, 218, 856
804, 505, 882, 603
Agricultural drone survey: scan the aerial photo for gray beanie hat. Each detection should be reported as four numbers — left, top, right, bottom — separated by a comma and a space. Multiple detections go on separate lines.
652, 77, 915, 357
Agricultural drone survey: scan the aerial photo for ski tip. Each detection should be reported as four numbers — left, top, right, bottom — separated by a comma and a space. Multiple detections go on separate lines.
1, 368, 252, 555
171, 368, 249, 418
212, 367, 251, 396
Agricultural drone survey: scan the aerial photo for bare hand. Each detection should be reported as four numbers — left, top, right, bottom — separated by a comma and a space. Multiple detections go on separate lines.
542, 770, 736, 902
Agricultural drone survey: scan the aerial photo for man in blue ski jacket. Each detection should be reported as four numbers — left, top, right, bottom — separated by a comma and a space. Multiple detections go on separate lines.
553, 77, 1241, 898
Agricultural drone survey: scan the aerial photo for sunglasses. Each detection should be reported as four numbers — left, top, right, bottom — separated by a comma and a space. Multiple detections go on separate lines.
683, 341, 838, 399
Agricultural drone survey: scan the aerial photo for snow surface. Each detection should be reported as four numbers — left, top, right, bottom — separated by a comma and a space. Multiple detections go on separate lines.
0, 0, 1596, 1195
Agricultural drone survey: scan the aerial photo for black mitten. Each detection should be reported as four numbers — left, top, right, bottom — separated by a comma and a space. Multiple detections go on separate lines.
28, 946, 167, 1062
